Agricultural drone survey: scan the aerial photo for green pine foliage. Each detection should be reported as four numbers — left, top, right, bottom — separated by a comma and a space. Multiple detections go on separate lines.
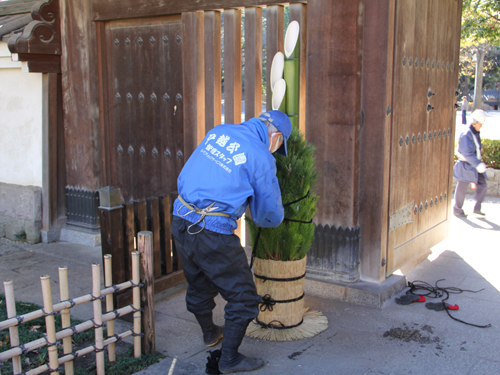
246, 126, 319, 261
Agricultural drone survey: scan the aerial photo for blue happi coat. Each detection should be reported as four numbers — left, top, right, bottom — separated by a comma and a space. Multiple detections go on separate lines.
453, 125, 485, 183
173, 118, 284, 234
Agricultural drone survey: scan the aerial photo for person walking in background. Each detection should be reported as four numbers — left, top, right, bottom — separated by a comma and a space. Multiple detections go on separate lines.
461, 96, 468, 125
453, 109, 488, 217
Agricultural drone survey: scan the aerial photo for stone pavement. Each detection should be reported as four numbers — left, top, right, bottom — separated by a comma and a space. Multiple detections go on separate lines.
1, 196, 499, 375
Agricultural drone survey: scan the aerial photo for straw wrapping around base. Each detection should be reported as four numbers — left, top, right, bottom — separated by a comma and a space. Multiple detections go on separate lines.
246, 309, 328, 341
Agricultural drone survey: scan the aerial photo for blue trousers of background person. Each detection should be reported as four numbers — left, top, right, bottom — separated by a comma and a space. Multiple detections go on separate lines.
170, 216, 261, 326
453, 173, 487, 215
462, 110, 467, 125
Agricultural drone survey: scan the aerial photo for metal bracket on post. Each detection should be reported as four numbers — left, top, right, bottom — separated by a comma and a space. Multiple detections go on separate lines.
389, 201, 414, 232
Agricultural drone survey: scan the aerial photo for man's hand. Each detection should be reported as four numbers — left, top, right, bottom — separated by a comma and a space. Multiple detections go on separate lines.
476, 162, 487, 173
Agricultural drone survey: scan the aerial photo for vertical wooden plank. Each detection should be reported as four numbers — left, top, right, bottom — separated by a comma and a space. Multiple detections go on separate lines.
265, 5, 284, 111
289, 3, 307, 135
42, 73, 59, 233
204, 11, 222, 131
138, 232, 156, 355
223, 8, 242, 124
182, 11, 205, 157
99, 207, 126, 284
447, 0, 463, 221
359, 0, 396, 282
60, 0, 102, 191
305, 0, 363, 227
244, 7, 263, 120
147, 197, 162, 278
96, 21, 111, 188
135, 200, 148, 232
159, 195, 173, 274
159, 18, 185, 198
123, 203, 135, 281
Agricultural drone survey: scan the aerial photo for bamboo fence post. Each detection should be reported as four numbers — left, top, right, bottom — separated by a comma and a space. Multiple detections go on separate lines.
131, 251, 142, 357
104, 254, 116, 362
40, 275, 60, 375
4, 280, 22, 374
92, 263, 105, 375
137, 231, 155, 354
58, 266, 74, 375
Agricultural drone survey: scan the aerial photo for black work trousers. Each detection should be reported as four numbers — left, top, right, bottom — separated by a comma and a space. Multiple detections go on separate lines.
171, 216, 261, 325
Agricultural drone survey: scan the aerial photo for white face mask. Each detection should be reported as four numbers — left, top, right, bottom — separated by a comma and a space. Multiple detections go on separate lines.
269, 132, 284, 153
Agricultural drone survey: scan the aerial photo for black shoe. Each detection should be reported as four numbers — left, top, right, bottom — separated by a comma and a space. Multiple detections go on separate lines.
219, 320, 264, 374
474, 211, 486, 216
194, 312, 224, 347
453, 212, 467, 217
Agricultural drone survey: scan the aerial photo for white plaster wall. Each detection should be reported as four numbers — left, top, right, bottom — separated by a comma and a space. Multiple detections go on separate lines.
0, 42, 43, 187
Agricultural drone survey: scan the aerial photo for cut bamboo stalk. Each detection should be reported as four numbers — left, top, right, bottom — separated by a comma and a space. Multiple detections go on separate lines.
0, 280, 134, 331
0, 305, 135, 362
104, 254, 116, 362
284, 21, 300, 127
270, 51, 284, 92
272, 79, 287, 111
92, 263, 105, 375
4, 280, 22, 374
40, 275, 59, 375
131, 251, 142, 357
58, 266, 74, 375
138, 232, 155, 355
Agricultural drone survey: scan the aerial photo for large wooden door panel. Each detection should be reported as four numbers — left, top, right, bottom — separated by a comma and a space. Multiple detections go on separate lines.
386, 0, 460, 275
102, 16, 184, 202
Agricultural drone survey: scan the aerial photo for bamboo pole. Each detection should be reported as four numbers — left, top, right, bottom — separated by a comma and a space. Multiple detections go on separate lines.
40, 275, 59, 375
0, 305, 135, 362
92, 263, 105, 375
104, 254, 116, 362
0, 280, 134, 331
137, 231, 155, 355
24, 330, 134, 375
131, 251, 142, 357
284, 20, 300, 128
3, 280, 22, 374
58, 266, 74, 375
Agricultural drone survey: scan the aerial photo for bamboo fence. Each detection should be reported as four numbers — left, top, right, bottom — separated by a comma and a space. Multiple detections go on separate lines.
0, 231, 156, 375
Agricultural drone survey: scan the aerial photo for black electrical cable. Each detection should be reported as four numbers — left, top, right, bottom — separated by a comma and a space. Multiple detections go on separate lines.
406, 279, 491, 328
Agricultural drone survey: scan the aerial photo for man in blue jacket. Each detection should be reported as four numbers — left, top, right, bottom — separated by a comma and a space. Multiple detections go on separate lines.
171, 110, 292, 374
453, 109, 488, 217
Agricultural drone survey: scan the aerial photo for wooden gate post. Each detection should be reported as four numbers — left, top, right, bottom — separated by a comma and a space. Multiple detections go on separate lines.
138, 231, 156, 354
98, 186, 126, 284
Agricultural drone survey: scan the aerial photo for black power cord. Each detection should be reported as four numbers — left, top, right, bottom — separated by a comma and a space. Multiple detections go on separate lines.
406, 279, 492, 328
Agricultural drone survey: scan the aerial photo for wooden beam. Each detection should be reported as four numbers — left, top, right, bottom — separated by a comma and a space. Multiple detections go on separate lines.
305, 0, 363, 227
204, 11, 222, 131
223, 8, 241, 124
60, 0, 102, 190
244, 7, 263, 120
92, 0, 302, 21
182, 11, 206, 156
0, 0, 37, 16
42, 73, 59, 232
358, 0, 395, 283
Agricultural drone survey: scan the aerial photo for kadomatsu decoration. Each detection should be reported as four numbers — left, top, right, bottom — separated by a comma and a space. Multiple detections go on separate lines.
245, 21, 327, 341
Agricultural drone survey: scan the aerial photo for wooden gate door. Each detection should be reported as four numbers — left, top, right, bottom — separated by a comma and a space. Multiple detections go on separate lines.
98, 16, 184, 202
386, 0, 461, 275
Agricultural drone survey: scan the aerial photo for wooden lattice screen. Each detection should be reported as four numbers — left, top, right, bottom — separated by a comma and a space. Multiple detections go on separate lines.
99, 189, 185, 307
